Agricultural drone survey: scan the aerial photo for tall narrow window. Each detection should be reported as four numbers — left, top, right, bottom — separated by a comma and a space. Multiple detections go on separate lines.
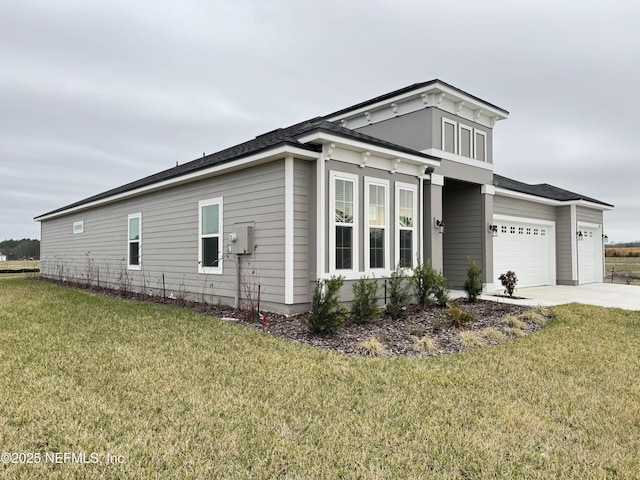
442, 118, 457, 154
459, 124, 473, 158
474, 130, 487, 162
330, 171, 358, 274
365, 178, 389, 272
128, 213, 142, 270
199, 198, 223, 274
396, 184, 417, 268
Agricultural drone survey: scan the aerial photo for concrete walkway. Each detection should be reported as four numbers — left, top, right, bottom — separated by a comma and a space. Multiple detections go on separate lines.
452, 284, 640, 311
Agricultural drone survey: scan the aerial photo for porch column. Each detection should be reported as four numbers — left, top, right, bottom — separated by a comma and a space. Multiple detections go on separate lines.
423, 174, 444, 272
481, 184, 495, 291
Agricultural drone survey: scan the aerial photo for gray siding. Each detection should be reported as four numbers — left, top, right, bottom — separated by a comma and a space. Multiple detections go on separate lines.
577, 206, 603, 224
41, 160, 293, 311
493, 196, 557, 221
556, 205, 574, 285
293, 160, 311, 304
433, 109, 493, 164
443, 180, 483, 287
355, 109, 433, 152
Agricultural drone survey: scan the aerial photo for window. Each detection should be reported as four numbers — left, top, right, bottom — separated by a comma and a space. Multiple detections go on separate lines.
198, 198, 223, 274
474, 130, 487, 162
365, 178, 389, 272
396, 183, 417, 268
128, 213, 142, 270
73, 220, 84, 234
442, 118, 457, 154
330, 171, 358, 273
459, 124, 473, 158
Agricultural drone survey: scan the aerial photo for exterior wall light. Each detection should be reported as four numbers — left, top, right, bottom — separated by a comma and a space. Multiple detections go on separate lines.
435, 219, 445, 234
602, 234, 609, 243
489, 224, 498, 237
577, 231, 584, 241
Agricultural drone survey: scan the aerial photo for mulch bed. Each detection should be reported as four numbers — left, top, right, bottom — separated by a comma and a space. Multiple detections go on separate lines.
39, 278, 552, 357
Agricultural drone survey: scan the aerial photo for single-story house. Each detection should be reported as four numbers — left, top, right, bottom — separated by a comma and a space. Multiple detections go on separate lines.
35, 80, 613, 313
0, 253, 7, 262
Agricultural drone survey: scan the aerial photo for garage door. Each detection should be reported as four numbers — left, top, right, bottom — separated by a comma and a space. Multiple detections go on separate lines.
578, 227, 601, 284
493, 218, 556, 289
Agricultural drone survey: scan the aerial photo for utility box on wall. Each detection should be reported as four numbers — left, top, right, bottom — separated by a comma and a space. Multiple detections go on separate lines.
234, 224, 254, 255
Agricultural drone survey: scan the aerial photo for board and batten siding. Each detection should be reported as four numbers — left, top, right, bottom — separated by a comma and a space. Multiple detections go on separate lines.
40, 159, 304, 311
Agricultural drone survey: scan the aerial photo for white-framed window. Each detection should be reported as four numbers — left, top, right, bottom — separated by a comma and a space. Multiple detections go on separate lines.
329, 171, 359, 274
395, 182, 418, 268
442, 117, 458, 154
364, 177, 389, 273
459, 124, 473, 158
198, 198, 223, 274
73, 220, 84, 234
127, 213, 142, 270
474, 130, 487, 162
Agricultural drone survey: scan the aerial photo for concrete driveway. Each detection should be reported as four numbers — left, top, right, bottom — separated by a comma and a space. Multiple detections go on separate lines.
474, 284, 640, 311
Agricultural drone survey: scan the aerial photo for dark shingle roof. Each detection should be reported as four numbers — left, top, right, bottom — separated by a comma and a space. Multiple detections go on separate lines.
494, 174, 613, 207
324, 79, 510, 119
36, 118, 439, 218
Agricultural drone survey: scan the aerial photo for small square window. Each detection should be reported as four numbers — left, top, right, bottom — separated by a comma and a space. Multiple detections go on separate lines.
73, 221, 84, 234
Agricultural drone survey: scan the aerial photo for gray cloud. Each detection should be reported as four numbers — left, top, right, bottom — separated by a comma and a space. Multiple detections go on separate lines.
1, 0, 638, 242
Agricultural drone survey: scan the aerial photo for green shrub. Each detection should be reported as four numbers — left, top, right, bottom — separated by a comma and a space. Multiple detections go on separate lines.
351, 276, 380, 324
306, 276, 347, 334
412, 260, 450, 307
498, 270, 518, 297
446, 302, 474, 328
386, 267, 412, 319
463, 257, 483, 302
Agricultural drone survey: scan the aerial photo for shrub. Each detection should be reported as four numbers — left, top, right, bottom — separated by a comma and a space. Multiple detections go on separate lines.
498, 270, 518, 297
446, 302, 474, 328
306, 276, 347, 334
458, 331, 486, 349
412, 260, 450, 307
463, 257, 483, 302
480, 327, 506, 342
414, 336, 438, 354
519, 310, 547, 325
357, 337, 389, 357
351, 276, 381, 324
386, 267, 412, 319
502, 314, 527, 329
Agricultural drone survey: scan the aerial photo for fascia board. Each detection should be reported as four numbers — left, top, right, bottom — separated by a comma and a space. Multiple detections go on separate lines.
326, 81, 508, 123
296, 131, 439, 166
495, 187, 614, 211
35, 145, 320, 222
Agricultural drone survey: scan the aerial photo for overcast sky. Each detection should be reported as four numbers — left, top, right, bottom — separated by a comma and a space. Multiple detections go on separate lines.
2, 0, 638, 243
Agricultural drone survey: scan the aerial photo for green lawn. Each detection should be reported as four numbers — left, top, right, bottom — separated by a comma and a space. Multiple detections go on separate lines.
1, 278, 639, 478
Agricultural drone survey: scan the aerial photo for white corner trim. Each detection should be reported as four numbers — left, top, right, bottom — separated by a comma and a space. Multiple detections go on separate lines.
317, 149, 326, 278
284, 156, 294, 304
570, 204, 577, 281
429, 173, 445, 186
481, 184, 496, 195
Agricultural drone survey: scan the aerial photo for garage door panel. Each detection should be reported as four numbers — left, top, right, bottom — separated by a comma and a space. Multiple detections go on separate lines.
493, 219, 555, 288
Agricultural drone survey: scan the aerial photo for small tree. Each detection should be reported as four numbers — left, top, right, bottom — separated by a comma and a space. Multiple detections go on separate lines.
413, 260, 450, 307
386, 267, 412, 319
463, 256, 483, 302
351, 276, 380, 324
498, 270, 518, 297
306, 276, 347, 334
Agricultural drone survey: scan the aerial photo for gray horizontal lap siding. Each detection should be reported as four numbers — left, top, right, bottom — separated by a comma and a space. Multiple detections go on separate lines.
443, 181, 483, 288
577, 206, 603, 224
41, 160, 289, 307
556, 206, 574, 285
493, 196, 557, 221
293, 160, 311, 304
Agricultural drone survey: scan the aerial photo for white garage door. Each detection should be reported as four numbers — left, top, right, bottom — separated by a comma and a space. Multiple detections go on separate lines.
493, 218, 556, 289
578, 226, 602, 284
